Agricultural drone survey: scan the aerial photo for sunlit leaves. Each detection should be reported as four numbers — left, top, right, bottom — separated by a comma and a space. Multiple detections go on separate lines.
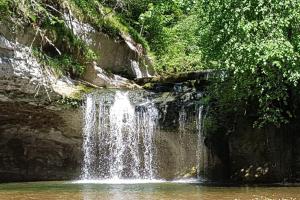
201, 0, 300, 127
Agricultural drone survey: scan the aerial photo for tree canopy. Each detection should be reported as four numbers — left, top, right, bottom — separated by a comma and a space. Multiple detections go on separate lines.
199, 0, 300, 127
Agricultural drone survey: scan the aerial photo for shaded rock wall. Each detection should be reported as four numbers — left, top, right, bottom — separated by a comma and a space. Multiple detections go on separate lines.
199, 135, 230, 181
202, 115, 300, 184
228, 118, 300, 183
0, 102, 82, 182
148, 84, 206, 179
154, 95, 199, 179
295, 136, 300, 182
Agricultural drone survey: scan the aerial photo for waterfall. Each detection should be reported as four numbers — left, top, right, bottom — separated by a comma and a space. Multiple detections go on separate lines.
82, 95, 97, 179
130, 60, 143, 78
178, 106, 187, 134
81, 91, 158, 180
196, 105, 205, 178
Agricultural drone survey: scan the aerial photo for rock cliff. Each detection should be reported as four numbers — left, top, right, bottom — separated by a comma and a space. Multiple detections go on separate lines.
0, 11, 151, 182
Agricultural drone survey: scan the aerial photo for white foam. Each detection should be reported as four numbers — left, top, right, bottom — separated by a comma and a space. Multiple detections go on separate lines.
171, 178, 202, 184
72, 179, 166, 185
72, 178, 205, 185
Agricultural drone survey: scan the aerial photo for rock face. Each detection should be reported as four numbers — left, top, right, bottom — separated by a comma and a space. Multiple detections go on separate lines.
153, 90, 200, 179
82, 63, 140, 88
0, 27, 83, 182
64, 13, 154, 80
0, 17, 151, 89
0, 35, 55, 103
202, 116, 300, 183
228, 118, 300, 183
0, 14, 150, 182
0, 31, 85, 101
0, 102, 82, 182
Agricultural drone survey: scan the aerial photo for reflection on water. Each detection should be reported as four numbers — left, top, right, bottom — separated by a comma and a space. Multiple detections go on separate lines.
0, 181, 299, 200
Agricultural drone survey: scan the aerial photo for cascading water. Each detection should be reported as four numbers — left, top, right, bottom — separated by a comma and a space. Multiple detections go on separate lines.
196, 105, 207, 179
79, 87, 207, 183
82, 95, 97, 179
130, 60, 143, 78
81, 91, 158, 180
178, 107, 187, 134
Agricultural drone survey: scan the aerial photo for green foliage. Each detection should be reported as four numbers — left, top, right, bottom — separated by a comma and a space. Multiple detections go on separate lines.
200, 0, 300, 127
33, 49, 80, 76
156, 13, 203, 73
51, 55, 84, 76
57, 97, 82, 108
0, 0, 10, 16
57, 84, 93, 108
138, 2, 182, 52
99, 0, 201, 72
131, 0, 202, 73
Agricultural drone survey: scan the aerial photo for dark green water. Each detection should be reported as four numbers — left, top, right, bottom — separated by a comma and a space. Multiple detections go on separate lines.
0, 181, 299, 200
